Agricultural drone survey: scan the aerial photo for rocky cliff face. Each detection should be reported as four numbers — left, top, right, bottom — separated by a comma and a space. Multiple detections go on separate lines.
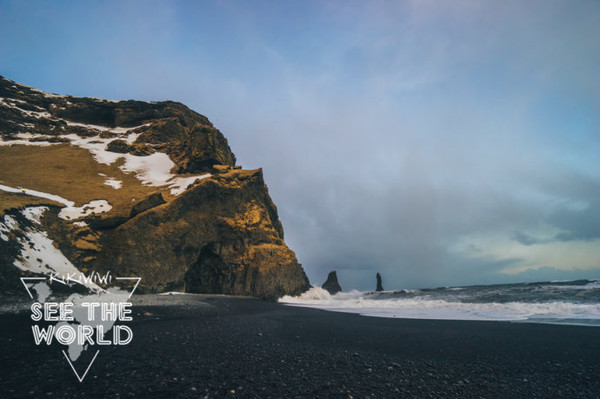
95, 169, 308, 298
0, 78, 236, 173
0, 76, 309, 299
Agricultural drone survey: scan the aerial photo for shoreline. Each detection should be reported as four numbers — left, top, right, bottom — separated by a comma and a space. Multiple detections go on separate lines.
1, 295, 599, 397
282, 303, 600, 328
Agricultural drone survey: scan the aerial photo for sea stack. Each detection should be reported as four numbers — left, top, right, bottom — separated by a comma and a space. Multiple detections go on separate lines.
376, 273, 384, 292
322, 271, 342, 294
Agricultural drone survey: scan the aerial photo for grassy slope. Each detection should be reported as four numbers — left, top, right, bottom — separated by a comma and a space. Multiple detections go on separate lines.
0, 144, 174, 217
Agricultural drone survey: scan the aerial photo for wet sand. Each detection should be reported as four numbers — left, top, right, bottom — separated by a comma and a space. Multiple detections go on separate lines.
1, 294, 599, 398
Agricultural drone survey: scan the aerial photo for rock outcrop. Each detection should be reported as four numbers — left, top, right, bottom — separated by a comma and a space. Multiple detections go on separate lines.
0, 76, 236, 174
376, 272, 384, 292
95, 169, 309, 298
129, 193, 166, 218
0, 76, 310, 299
322, 271, 342, 295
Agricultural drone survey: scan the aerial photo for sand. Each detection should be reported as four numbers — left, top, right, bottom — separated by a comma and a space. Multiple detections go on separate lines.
1, 294, 599, 398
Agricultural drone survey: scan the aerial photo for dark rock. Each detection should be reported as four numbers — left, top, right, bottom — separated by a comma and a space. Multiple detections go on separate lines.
85, 215, 129, 230
128, 142, 155, 156
106, 139, 130, 153
130, 193, 166, 218
95, 169, 310, 300
106, 139, 154, 156
322, 271, 342, 294
376, 273, 384, 292
134, 120, 237, 173
99, 131, 116, 139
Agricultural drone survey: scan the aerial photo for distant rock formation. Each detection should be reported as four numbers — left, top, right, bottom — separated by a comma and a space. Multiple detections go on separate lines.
322, 271, 342, 294
376, 273, 384, 292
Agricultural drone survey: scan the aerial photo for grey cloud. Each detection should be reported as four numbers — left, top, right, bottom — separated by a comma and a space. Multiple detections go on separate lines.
511, 231, 547, 246
551, 202, 600, 242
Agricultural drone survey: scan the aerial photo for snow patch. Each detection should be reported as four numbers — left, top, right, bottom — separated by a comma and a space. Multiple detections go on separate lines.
22, 206, 47, 224
62, 133, 210, 194
29, 88, 63, 98
0, 138, 58, 147
14, 133, 45, 139
0, 96, 27, 104
0, 98, 52, 118
64, 121, 149, 135
119, 152, 174, 185
0, 184, 112, 221
124, 132, 142, 143
58, 199, 112, 220
0, 184, 74, 207
0, 214, 17, 241
103, 177, 122, 189
1, 207, 101, 291
168, 174, 211, 195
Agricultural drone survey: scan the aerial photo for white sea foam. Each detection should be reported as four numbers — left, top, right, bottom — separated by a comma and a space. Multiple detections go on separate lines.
547, 281, 600, 290
280, 286, 331, 301
279, 288, 600, 325
159, 291, 190, 296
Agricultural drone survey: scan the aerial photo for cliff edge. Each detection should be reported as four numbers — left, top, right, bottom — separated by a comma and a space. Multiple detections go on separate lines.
0, 76, 309, 299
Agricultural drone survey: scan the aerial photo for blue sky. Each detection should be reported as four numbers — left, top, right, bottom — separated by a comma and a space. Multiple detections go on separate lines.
1, 0, 599, 290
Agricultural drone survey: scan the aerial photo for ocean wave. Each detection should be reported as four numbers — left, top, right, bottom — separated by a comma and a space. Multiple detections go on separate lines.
279, 284, 600, 325
547, 280, 600, 290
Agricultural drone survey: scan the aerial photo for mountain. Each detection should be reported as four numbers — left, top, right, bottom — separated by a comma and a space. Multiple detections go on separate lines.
0, 76, 310, 299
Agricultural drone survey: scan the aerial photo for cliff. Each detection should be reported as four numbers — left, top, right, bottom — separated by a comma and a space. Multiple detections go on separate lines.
0, 76, 310, 299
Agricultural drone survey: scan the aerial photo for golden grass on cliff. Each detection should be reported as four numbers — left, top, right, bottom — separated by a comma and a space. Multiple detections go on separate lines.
0, 144, 172, 216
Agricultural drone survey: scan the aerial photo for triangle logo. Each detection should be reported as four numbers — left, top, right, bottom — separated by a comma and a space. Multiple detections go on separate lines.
21, 275, 141, 382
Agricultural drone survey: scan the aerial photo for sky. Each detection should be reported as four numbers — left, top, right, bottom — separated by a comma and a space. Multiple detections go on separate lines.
1, 0, 599, 290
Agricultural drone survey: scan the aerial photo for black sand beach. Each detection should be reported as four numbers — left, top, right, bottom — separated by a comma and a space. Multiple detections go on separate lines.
1, 295, 599, 398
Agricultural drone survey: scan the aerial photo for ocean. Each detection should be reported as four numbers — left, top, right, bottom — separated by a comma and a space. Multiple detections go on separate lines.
279, 279, 600, 326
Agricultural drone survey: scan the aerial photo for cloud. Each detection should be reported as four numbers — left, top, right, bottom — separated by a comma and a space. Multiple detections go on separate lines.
2, 1, 600, 289
511, 231, 547, 246
549, 200, 600, 242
